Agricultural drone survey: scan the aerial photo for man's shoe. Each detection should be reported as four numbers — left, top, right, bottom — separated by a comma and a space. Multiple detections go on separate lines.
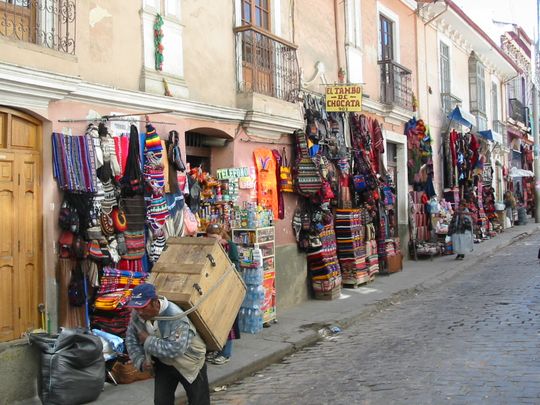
211, 355, 230, 365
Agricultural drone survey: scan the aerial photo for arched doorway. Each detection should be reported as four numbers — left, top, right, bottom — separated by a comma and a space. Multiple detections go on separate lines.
0, 107, 42, 342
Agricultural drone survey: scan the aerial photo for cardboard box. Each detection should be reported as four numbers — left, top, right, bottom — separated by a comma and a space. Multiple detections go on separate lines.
148, 237, 246, 351
386, 253, 403, 273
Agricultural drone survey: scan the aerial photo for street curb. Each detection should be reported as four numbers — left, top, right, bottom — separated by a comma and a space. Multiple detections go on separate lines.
205, 225, 540, 394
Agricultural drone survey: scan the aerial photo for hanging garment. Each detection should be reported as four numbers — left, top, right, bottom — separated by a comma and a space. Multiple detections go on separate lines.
271, 149, 285, 220
120, 125, 143, 196
254, 148, 279, 219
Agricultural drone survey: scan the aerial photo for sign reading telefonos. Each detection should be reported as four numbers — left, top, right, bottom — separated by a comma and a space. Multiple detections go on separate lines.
325, 84, 362, 112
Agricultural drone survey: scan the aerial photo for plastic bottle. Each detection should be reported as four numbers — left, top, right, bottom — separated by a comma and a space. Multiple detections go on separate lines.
238, 308, 246, 332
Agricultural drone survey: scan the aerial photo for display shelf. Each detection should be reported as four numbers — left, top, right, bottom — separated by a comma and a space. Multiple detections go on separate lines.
232, 226, 276, 327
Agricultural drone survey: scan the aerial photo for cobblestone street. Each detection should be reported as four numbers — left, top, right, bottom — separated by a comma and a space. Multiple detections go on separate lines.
212, 234, 540, 405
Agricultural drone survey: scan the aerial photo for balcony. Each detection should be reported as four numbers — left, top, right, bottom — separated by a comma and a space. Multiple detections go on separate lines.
508, 98, 526, 124
378, 59, 413, 110
234, 25, 300, 103
0, 0, 76, 54
441, 92, 462, 117
492, 120, 506, 135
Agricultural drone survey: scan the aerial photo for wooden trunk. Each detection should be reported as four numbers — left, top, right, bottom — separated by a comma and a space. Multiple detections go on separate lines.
148, 237, 246, 351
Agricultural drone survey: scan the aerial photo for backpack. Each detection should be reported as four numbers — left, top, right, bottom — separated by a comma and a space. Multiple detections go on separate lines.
293, 129, 322, 197
166, 130, 186, 172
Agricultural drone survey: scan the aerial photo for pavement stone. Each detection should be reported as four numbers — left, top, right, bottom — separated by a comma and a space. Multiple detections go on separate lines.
13, 221, 540, 405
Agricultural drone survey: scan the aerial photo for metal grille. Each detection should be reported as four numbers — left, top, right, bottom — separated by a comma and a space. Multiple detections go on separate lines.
0, 0, 76, 54
508, 98, 525, 124
235, 25, 300, 103
441, 92, 462, 117
378, 59, 413, 110
492, 120, 506, 135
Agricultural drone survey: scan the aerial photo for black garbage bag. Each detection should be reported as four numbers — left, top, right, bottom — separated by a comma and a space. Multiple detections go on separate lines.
29, 329, 105, 405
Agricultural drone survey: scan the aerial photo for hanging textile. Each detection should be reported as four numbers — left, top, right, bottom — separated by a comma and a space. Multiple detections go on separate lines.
271, 149, 285, 220
52, 133, 98, 193
120, 125, 143, 196
253, 148, 279, 219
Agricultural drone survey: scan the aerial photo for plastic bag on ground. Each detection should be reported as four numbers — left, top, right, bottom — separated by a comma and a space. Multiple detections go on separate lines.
29, 329, 105, 405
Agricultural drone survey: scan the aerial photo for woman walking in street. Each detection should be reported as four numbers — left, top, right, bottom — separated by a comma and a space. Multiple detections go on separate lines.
449, 199, 474, 260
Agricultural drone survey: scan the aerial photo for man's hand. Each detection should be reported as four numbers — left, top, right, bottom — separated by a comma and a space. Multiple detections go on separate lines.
137, 330, 149, 344
142, 359, 154, 374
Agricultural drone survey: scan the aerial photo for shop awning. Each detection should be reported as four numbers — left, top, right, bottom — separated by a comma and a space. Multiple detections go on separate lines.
447, 106, 474, 128
509, 166, 535, 178
477, 130, 493, 141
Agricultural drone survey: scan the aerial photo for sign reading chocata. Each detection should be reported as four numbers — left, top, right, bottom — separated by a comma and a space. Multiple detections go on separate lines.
325, 85, 362, 112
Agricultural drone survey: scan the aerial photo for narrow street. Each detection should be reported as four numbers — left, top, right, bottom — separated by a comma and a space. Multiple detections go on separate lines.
212, 234, 540, 405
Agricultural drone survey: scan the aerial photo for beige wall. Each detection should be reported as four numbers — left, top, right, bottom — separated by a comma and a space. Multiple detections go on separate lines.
0, 1, 142, 90
362, 0, 418, 104
182, 0, 237, 107
295, 0, 339, 90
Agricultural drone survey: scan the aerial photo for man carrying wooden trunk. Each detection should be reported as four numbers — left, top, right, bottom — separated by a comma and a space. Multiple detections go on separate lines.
125, 283, 210, 405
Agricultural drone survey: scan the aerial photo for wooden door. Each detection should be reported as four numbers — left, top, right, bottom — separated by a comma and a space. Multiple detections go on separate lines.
0, 1, 36, 43
0, 108, 41, 342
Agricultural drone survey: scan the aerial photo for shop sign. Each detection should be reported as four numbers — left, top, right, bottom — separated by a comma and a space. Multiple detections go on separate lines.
217, 167, 249, 180
325, 84, 362, 112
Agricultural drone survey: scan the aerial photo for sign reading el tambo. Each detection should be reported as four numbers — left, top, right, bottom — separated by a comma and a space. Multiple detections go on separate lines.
325, 85, 362, 112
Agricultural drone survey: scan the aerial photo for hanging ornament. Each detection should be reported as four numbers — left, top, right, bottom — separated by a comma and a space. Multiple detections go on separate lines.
154, 13, 164, 71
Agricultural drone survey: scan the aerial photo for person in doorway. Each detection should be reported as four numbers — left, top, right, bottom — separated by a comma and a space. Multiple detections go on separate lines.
504, 190, 516, 226
205, 223, 241, 365
448, 199, 474, 260
125, 283, 210, 405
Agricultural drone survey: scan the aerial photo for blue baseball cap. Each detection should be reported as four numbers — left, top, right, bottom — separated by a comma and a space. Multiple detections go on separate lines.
126, 283, 158, 308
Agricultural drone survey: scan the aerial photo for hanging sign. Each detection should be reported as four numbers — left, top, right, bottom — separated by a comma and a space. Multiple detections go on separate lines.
216, 167, 249, 180
325, 84, 362, 112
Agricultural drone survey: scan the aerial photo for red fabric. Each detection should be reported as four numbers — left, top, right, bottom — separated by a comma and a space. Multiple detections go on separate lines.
271, 149, 285, 220
470, 134, 479, 169
114, 135, 130, 180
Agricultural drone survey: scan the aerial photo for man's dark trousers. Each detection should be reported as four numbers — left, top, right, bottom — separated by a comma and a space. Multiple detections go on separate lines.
154, 358, 210, 405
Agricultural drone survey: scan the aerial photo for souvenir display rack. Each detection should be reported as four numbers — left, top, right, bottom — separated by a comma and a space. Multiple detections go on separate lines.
232, 226, 276, 325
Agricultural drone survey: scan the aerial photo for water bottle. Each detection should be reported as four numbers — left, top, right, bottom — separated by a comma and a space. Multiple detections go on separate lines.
238, 308, 246, 332
246, 309, 253, 333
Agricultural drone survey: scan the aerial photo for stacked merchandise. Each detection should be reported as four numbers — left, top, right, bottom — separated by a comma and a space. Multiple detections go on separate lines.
237, 246, 264, 334
307, 224, 342, 300
233, 225, 276, 329
334, 209, 369, 286
92, 267, 147, 337
475, 182, 489, 239
364, 222, 379, 278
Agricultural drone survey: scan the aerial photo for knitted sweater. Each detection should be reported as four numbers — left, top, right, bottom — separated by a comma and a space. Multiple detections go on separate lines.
125, 298, 206, 383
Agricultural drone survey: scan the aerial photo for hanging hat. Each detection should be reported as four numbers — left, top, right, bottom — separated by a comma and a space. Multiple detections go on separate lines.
145, 124, 163, 154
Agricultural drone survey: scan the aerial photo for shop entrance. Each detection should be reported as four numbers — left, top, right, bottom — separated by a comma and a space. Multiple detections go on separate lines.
0, 107, 42, 342
386, 142, 398, 237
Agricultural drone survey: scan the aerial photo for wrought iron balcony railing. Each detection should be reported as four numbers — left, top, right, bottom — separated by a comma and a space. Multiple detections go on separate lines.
0, 0, 76, 54
492, 120, 505, 135
378, 59, 413, 110
441, 92, 462, 117
508, 98, 525, 124
234, 25, 300, 103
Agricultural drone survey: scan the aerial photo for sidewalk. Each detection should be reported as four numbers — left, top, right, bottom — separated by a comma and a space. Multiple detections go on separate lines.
17, 221, 540, 405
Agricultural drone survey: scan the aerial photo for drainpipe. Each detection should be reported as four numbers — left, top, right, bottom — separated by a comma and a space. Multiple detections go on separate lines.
334, 0, 342, 80
533, 84, 540, 222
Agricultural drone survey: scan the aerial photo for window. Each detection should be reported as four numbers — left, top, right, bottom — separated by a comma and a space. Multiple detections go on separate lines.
0, 0, 76, 54
242, 0, 270, 30
468, 53, 486, 115
346, 0, 361, 48
379, 14, 394, 60
440, 42, 450, 94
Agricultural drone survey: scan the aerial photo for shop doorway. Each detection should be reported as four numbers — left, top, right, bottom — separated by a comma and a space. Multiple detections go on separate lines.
386, 142, 398, 237
185, 131, 212, 172
0, 107, 42, 342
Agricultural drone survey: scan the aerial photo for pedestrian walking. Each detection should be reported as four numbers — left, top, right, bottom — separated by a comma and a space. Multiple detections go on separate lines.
448, 199, 474, 260
205, 223, 241, 365
125, 283, 210, 405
